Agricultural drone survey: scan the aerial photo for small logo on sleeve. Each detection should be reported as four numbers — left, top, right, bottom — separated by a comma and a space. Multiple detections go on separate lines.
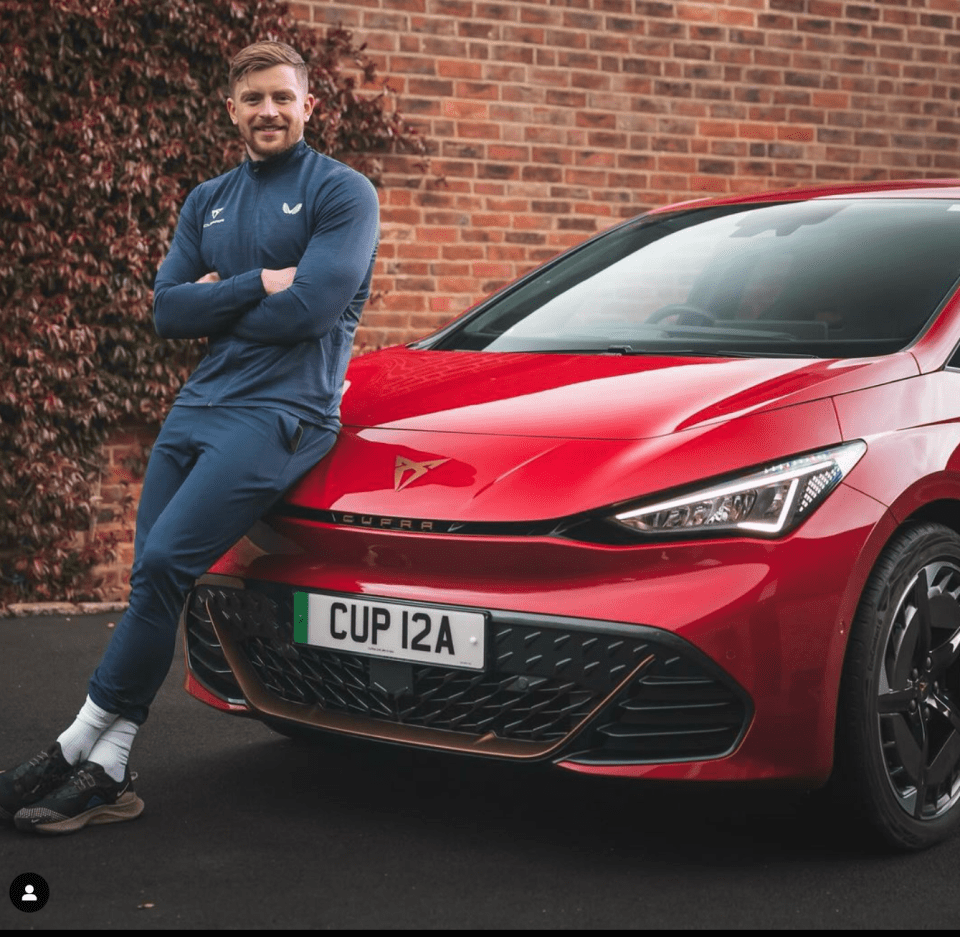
283, 202, 303, 215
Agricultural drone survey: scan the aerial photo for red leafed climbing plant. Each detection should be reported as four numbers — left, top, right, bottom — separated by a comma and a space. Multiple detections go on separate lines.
0, 0, 425, 605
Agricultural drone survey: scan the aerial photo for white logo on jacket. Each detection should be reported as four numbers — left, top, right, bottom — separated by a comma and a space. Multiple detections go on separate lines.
203, 207, 226, 228
283, 202, 303, 215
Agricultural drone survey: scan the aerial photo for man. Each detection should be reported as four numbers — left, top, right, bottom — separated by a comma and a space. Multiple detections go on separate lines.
0, 40, 380, 834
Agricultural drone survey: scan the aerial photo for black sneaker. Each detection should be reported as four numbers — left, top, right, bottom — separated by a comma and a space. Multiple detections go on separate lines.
14, 761, 144, 835
0, 743, 73, 825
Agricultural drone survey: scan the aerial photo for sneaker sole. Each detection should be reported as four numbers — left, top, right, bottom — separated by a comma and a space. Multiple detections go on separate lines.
15, 792, 145, 835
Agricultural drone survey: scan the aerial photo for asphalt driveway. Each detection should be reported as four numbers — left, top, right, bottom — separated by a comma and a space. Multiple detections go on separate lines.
2, 612, 959, 930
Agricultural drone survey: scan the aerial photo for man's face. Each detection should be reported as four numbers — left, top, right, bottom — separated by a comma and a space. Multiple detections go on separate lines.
226, 64, 315, 161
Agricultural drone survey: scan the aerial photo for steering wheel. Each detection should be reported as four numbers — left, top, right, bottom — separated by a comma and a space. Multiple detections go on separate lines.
647, 303, 717, 327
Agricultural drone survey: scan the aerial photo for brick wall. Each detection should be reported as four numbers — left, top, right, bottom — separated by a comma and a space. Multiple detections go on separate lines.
288, 0, 960, 352
89, 0, 960, 600
91, 425, 156, 600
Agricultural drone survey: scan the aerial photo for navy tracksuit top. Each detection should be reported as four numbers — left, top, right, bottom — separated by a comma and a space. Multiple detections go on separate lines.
153, 140, 380, 431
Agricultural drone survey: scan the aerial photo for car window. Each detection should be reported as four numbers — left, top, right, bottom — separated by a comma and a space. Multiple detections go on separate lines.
432, 199, 960, 359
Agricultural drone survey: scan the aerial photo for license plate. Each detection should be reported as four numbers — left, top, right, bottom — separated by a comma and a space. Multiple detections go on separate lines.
293, 592, 486, 671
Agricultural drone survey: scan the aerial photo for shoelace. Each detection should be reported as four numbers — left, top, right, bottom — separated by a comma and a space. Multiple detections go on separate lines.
69, 770, 98, 792
22, 751, 49, 771
15, 751, 51, 784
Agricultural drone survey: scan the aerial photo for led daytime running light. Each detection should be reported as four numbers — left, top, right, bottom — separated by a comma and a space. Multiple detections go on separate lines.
613, 442, 866, 539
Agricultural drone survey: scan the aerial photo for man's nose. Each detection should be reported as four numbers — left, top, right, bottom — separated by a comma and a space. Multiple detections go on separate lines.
260, 96, 279, 117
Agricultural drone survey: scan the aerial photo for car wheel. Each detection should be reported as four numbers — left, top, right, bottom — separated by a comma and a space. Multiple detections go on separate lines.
835, 522, 960, 850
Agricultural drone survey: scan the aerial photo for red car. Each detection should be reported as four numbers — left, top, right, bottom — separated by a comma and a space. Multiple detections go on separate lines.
183, 180, 960, 851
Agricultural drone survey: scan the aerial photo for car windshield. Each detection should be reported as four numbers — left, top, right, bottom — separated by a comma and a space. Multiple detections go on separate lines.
430, 198, 960, 358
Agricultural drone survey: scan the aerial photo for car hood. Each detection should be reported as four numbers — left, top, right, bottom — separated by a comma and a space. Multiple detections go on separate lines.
283, 348, 915, 522
340, 348, 915, 439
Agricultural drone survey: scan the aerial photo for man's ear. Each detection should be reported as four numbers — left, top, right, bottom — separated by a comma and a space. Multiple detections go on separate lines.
226, 96, 238, 126
303, 93, 316, 123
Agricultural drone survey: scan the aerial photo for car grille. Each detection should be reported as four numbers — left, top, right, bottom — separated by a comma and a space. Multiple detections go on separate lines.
183, 591, 246, 705
185, 583, 750, 763
564, 662, 751, 764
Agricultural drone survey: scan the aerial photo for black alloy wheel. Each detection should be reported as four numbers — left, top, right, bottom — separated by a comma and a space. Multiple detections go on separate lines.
835, 522, 960, 850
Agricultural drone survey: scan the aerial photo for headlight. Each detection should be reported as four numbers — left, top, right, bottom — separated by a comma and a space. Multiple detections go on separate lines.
611, 441, 866, 539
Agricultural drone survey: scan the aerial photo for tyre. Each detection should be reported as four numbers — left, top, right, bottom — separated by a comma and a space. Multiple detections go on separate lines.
835, 522, 960, 850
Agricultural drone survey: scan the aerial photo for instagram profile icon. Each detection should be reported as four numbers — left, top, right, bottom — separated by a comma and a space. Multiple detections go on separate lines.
10, 873, 49, 912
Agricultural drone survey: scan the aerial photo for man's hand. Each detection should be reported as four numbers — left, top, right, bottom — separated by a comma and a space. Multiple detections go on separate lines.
261, 267, 297, 295
194, 268, 296, 295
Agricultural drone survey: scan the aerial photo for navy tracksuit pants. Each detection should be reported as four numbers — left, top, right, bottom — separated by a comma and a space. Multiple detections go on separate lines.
88, 405, 336, 724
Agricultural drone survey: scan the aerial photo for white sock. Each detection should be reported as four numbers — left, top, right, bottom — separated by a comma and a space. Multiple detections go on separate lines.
88, 719, 139, 782
56, 695, 118, 766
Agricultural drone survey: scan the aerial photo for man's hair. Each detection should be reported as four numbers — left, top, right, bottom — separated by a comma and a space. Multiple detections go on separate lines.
229, 41, 308, 95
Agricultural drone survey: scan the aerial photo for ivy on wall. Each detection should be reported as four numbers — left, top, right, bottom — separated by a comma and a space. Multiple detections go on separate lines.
0, 0, 424, 604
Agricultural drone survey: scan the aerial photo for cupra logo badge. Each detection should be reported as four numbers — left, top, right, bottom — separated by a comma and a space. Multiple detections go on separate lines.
394, 456, 448, 491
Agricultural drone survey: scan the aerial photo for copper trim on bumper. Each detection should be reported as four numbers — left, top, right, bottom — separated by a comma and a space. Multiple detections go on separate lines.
206, 598, 656, 761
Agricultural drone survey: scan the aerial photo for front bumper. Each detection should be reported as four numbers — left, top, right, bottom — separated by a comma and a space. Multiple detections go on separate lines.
185, 582, 752, 765
184, 480, 893, 785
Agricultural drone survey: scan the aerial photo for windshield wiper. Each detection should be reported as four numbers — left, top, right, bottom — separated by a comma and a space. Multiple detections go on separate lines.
604, 345, 738, 357
713, 349, 819, 358
606, 345, 819, 359
535, 346, 726, 356
511, 345, 819, 358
